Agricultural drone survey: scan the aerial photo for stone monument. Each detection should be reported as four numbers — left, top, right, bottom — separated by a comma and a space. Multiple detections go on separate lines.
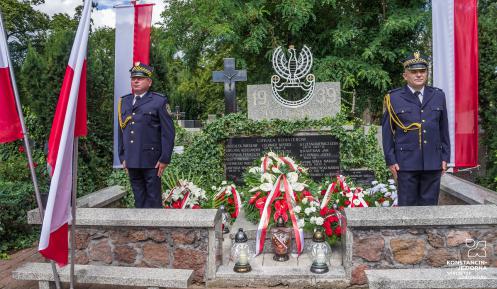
247, 45, 340, 120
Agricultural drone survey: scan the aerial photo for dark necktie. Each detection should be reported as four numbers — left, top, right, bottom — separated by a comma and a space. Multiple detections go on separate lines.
133, 95, 141, 107
414, 91, 422, 106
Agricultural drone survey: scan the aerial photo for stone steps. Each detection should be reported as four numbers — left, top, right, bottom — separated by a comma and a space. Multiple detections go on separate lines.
366, 268, 497, 289
13, 262, 193, 289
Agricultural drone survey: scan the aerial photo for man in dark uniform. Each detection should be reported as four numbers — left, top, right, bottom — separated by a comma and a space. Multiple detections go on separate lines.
382, 51, 450, 206
118, 62, 175, 208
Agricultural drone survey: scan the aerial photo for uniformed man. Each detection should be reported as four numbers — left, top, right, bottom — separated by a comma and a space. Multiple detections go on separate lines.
118, 62, 175, 208
382, 51, 450, 206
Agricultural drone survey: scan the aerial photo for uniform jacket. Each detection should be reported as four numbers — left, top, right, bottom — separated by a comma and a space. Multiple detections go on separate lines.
118, 91, 175, 168
382, 85, 450, 171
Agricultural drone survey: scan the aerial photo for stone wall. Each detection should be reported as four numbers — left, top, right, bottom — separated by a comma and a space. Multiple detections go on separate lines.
73, 227, 210, 283
349, 225, 497, 285
343, 205, 497, 285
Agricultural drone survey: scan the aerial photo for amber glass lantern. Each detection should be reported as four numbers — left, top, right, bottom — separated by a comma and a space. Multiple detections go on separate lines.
270, 216, 292, 261
231, 228, 252, 273
309, 230, 332, 273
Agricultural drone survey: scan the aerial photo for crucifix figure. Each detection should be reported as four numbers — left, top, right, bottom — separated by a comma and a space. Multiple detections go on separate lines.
171, 105, 186, 121
212, 58, 247, 114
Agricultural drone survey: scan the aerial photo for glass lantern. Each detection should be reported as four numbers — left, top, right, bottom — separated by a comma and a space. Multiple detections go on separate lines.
308, 230, 332, 274
270, 216, 292, 261
220, 205, 231, 234
231, 228, 252, 273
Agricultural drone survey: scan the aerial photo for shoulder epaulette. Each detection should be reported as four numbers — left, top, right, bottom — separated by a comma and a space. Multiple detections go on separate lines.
388, 87, 402, 94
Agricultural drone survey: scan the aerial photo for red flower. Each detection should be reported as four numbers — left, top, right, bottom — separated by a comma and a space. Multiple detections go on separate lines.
378, 197, 385, 203
320, 207, 328, 217
18, 146, 25, 153
249, 191, 262, 204
321, 189, 327, 196
227, 197, 235, 205
192, 204, 200, 209
339, 206, 345, 211
334, 226, 342, 237
323, 221, 333, 236
230, 212, 237, 218
172, 200, 182, 209
344, 200, 351, 206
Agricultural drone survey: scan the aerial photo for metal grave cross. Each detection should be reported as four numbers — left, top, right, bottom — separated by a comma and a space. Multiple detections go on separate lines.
171, 105, 186, 120
212, 58, 247, 114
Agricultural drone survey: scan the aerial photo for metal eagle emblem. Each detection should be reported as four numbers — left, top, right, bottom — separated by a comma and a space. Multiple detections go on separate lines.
271, 45, 315, 107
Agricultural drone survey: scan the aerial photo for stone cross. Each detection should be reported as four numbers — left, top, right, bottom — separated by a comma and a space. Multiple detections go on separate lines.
212, 58, 247, 114
171, 105, 186, 120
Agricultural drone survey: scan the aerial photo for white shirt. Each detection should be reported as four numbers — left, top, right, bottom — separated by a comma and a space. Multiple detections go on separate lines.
132, 92, 146, 105
407, 85, 424, 104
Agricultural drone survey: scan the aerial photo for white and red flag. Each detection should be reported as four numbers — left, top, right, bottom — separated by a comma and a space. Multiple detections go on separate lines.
39, 0, 91, 266
0, 13, 22, 143
432, 0, 479, 168
112, 2, 154, 167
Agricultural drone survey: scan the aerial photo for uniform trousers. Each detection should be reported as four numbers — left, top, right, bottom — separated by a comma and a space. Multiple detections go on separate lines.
397, 170, 442, 206
128, 168, 162, 208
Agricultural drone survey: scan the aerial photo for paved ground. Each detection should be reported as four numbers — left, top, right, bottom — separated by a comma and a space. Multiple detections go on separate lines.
0, 246, 275, 289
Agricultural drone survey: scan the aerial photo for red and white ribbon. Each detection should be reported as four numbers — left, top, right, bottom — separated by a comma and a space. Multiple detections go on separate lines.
255, 175, 303, 255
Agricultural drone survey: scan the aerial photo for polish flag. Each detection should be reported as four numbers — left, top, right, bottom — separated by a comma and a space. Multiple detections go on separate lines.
39, 0, 91, 267
432, 0, 479, 168
0, 13, 22, 143
112, 2, 153, 167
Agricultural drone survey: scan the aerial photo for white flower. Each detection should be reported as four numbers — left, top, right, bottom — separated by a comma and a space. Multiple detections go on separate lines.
302, 197, 309, 205
375, 201, 380, 207
304, 207, 313, 215
372, 180, 379, 185
292, 182, 305, 192
388, 179, 395, 184
249, 167, 261, 174
310, 201, 319, 207
293, 206, 302, 213
382, 200, 390, 207
310, 216, 316, 224
221, 181, 227, 185
353, 199, 361, 206
380, 188, 388, 193
315, 217, 324, 226
297, 219, 305, 229
287, 172, 299, 183
260, 183, 273, 192
211, 186, 217, 191
389, 185, 396, 190
310, 206, 316, 213
261, 173, 274, 183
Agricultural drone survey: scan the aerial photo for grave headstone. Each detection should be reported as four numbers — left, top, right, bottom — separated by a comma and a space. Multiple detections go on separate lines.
341, 169, 376, 187
224, 135, 340, 183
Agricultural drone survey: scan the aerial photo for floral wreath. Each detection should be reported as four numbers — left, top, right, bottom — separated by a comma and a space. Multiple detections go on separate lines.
212, 181, 243, 219
243, 152, 315, 255
162, 179, 207, 209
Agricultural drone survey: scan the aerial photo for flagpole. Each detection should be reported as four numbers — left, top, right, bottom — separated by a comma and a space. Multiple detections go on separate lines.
0, 8, 62, 289
70, 138, 78, 289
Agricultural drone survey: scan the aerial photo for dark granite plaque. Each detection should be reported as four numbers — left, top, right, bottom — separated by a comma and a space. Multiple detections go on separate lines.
341, 169, 376, 187
224, 135, 340, 183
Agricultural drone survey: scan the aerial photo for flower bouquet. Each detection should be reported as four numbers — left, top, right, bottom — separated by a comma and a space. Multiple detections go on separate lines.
211, 181, 243, 219
365, 179, 398, 207
162, 171, 207, 209
243, 151, 317, 255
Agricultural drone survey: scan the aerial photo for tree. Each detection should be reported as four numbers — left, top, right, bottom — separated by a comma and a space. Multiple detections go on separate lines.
160, 0, 430, 120
0, 0, 49, 64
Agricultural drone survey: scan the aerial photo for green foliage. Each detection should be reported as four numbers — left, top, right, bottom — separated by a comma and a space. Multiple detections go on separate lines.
478, 1, 497, 190
168, 113, 388, 197
161, 0, 430, 120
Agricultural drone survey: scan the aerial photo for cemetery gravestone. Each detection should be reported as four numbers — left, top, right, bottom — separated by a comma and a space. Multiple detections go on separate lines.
224, 135, 340, 183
